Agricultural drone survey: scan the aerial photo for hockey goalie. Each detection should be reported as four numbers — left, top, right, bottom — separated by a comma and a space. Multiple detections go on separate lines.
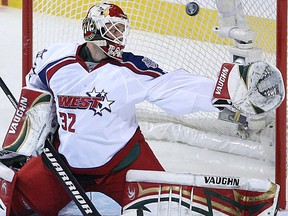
0, 2, 285, 216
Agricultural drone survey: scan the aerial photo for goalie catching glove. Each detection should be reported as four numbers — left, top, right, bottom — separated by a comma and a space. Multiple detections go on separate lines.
213, 61, 285, 116
0, 87, 57, 160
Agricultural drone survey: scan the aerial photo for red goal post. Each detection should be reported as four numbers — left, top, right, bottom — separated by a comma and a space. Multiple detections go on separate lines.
22, 0, 287, 210
276, 0, 288, 210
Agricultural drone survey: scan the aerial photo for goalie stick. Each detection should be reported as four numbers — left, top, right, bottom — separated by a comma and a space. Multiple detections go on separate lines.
0, 77, 101, 216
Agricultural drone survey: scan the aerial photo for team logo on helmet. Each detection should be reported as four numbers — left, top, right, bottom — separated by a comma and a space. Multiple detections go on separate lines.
101, 7, 110, 17
108, 44, 122, 58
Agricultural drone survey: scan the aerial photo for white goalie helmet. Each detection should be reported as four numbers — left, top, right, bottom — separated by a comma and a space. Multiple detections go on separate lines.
82, 3, 130, 60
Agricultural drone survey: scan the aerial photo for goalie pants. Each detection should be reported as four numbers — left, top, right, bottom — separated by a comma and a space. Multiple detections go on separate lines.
11, 128, 164, 216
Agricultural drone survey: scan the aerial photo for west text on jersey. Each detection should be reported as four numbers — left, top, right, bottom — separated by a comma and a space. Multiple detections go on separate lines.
58, 95, 102, 109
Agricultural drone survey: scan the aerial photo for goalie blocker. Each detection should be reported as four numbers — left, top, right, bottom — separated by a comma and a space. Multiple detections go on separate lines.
0, 87, 57, 159
212, 61, 285, 116
122, 170, 279, 215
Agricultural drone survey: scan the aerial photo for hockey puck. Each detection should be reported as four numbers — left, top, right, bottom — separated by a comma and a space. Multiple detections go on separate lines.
186, 2, 200, 16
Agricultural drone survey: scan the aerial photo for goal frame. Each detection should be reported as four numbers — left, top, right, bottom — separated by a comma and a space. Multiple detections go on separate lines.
275, 0, 287, 210
22, 0, 287, 210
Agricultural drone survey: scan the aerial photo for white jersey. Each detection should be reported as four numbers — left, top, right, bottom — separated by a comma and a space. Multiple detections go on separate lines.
26, 43, 218, 169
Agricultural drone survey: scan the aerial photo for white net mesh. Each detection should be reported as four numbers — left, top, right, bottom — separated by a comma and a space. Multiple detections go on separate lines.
31, 0, 279, 157
30, 0, 287, 203
32, 0, 277, 135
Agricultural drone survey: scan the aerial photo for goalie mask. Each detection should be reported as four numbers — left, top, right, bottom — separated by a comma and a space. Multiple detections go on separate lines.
82, 3, 129, 60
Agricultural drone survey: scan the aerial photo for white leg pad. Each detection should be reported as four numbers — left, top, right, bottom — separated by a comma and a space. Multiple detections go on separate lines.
0, 198, 7, 215
122, 170, 279, 216
0, 162, 15, 182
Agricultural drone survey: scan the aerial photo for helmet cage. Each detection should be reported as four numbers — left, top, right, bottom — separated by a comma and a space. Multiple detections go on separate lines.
96, 16, 129, 46
82, 17, 129, 44
82, 3, 129, 59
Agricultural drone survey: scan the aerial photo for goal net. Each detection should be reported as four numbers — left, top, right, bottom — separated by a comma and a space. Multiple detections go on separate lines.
22, 0, 287, 210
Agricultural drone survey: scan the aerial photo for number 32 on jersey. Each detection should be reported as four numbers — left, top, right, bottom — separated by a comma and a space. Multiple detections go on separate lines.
59, 112, 76, 132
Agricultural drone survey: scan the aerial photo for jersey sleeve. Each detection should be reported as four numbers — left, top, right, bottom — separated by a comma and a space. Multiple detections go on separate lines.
145, 69, 219, 115
122, 52, 218, 115
25, 47, 53, 90
25, 44, 74, 90
122, 52, 166, 77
